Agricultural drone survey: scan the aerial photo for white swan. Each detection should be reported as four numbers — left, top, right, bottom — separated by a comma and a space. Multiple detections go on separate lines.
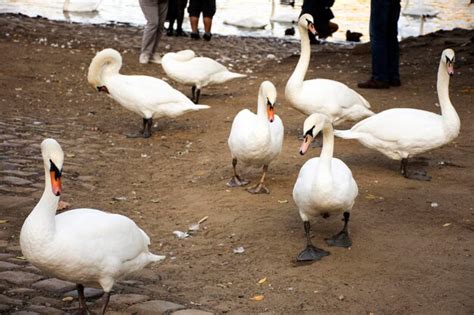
270, 0, 299, 24
88, 48, 210, 138
63, 0, 102, 12
227, 81, 284, 194
293, 113, 358, 262
285, 14, 374, 125
335, 49, 459, 181
402, 0, 439, 35
161, 49, 246, 103
20, 139, 165, 315
223, 17, 268, 29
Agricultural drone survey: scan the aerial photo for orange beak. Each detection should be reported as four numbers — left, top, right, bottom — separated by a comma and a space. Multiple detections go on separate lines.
299, 135, 313, 155
50, 170, 62, 196
267, 105, 275, 123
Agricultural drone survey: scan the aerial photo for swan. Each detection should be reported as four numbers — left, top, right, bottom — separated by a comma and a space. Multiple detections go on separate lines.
270, 0, 299, 24
402, 0, 439, 35
223, 17, 268, 29
334, 49, 459, 181
285, 14, 374, 125
20, 139, 165, 315
227, 81, 284, 194
63, 0, 102, 12
88, 48, 210, 138
293, 113, 358, 262
161, 49, 246, 103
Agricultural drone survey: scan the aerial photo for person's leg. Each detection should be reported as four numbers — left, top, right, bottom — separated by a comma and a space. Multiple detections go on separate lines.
328, 21, 338, 36
188, 0, 201, 38
358, 0, 390, 88
167, 0, 177, 35
151, 0, 168, 56
370, 0, 391, 82
202, 0, 216, 41
387, 0, 401, 85
176, 0, 188, 34
139, 0, 159, 62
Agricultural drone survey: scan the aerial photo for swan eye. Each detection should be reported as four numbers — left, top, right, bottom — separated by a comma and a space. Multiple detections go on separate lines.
305, 18, 312, 26
49, 159, 62, 179
304, 125, 315, 137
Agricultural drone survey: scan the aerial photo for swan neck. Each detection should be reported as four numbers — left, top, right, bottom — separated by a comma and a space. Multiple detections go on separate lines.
320, 122, 334, 162
28, 168, 59, 231
89, 53, 121, 86
257, 89, 267, 118
288, 24, 311, 86
437, 63, 452, 116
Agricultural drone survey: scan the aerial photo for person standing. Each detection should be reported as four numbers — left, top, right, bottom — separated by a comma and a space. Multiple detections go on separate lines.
301, 0, 338, 44
358, 0, 401, 89
166, 0, 188, 36
139, 0, 168, 64
188, 0, 216, 41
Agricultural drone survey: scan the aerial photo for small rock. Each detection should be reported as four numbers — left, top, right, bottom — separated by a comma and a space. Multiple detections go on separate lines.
64, 287, 103, 299
26, 305, 63, 315
0, 253, 14, 260
2, 176, 33, 185
172, 310, 214, 315
30, 296, 61, 307
127, 300, 185, 314
0, 271, 44, 286
338, 294, 345, 301
0, 294, 23, 306
7, 288, 36, 296
0, 261, 22, 270
11, 311, 39, 315
233, 246, 245, 254
32, 278, 76, 293
108, 293, 150, 306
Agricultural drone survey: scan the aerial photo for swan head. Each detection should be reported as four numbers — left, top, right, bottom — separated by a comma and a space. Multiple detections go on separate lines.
87, 48, 122, 93
298, 13, 316, 35
441, 49, 455, 77
299, 113, 327, 155
41, 139, 64, 196
260, 81, 277, 122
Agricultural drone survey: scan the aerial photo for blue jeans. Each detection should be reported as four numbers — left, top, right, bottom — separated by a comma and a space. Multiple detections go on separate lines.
370, 0, 401, 82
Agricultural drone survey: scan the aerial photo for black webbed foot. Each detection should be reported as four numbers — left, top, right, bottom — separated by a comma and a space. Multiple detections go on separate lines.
246, 183, 270, 194
325, 230, 352, 248
297, 245, 330, 262
227, 176, 249, 187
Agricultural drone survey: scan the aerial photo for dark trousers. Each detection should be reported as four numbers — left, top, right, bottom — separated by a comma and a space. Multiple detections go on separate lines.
370, 0, 401, 82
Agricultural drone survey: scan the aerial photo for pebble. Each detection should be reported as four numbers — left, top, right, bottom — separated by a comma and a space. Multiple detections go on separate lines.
0, 294, 23, 306
32, 278, 76, 294
127, 300, 185, 314
0, 271, 44, 286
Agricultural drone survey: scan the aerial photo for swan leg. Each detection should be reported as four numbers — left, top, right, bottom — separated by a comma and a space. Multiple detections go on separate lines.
194, 89, 201, 104
297, 221, 330, 262
247, 165, 270, 194
143, 118, 153, 138
191, 86, 196, 102
227, 158, 250, 187
75, 283, 89, 315
100, 291, 111, 315
325, 212, 352, 247
400, 158, 431, 181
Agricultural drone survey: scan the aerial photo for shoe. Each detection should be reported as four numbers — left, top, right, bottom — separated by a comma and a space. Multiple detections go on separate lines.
358, 78, 390, 89
166, 28, 174, 36
203, 32, 212, 41
150, 53, 162, 64
190, 32, 200, 40
175, 29, 187, 37
139, 53, 149, 64
390, 79, 401, 87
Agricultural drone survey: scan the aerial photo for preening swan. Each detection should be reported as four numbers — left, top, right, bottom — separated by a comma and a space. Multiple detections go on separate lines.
227, 81, 284, 194
335, 49, 460, 181
285, 14, 374, 125
293, 114, 358, 262
20, 139, 165, 314
162, 49, 246, 103
88, 48, 209, 138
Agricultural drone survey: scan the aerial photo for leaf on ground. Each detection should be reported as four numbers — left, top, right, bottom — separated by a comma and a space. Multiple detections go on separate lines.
277, 199, 288, 204
258, 277, 267, 284
62, 296, 74, 302
442, 223, 451, 227
250, 294, 264, 301
0, 220, 8, 224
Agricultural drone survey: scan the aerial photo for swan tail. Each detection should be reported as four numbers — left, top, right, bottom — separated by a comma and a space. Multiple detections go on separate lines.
213, 71, 247, 83
334, 129, 362, 140
149, 253, 166, 262
192, 104, 211, 110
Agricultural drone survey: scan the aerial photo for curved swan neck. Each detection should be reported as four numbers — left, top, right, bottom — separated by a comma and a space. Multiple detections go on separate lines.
27, 167, 59, 233
437, 62, 460, 132
320, 121, 334, 161
257, 89, 267, 118
288, 24, 311, 87
88, 52, 122, 85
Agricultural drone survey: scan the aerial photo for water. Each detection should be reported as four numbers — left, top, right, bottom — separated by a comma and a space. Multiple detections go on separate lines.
0, 0, 472, 42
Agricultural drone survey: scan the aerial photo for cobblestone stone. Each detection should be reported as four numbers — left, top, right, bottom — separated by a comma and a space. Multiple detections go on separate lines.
127, 300, 185, 314
0, 271, 44, 286
32, 278, 76, 293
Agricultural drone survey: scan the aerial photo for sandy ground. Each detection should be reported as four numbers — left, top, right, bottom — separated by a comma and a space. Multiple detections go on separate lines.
0, 14, 473, 314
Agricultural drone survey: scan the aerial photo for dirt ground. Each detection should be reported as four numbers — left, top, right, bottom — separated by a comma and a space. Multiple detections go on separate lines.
0, 14, 473, 314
